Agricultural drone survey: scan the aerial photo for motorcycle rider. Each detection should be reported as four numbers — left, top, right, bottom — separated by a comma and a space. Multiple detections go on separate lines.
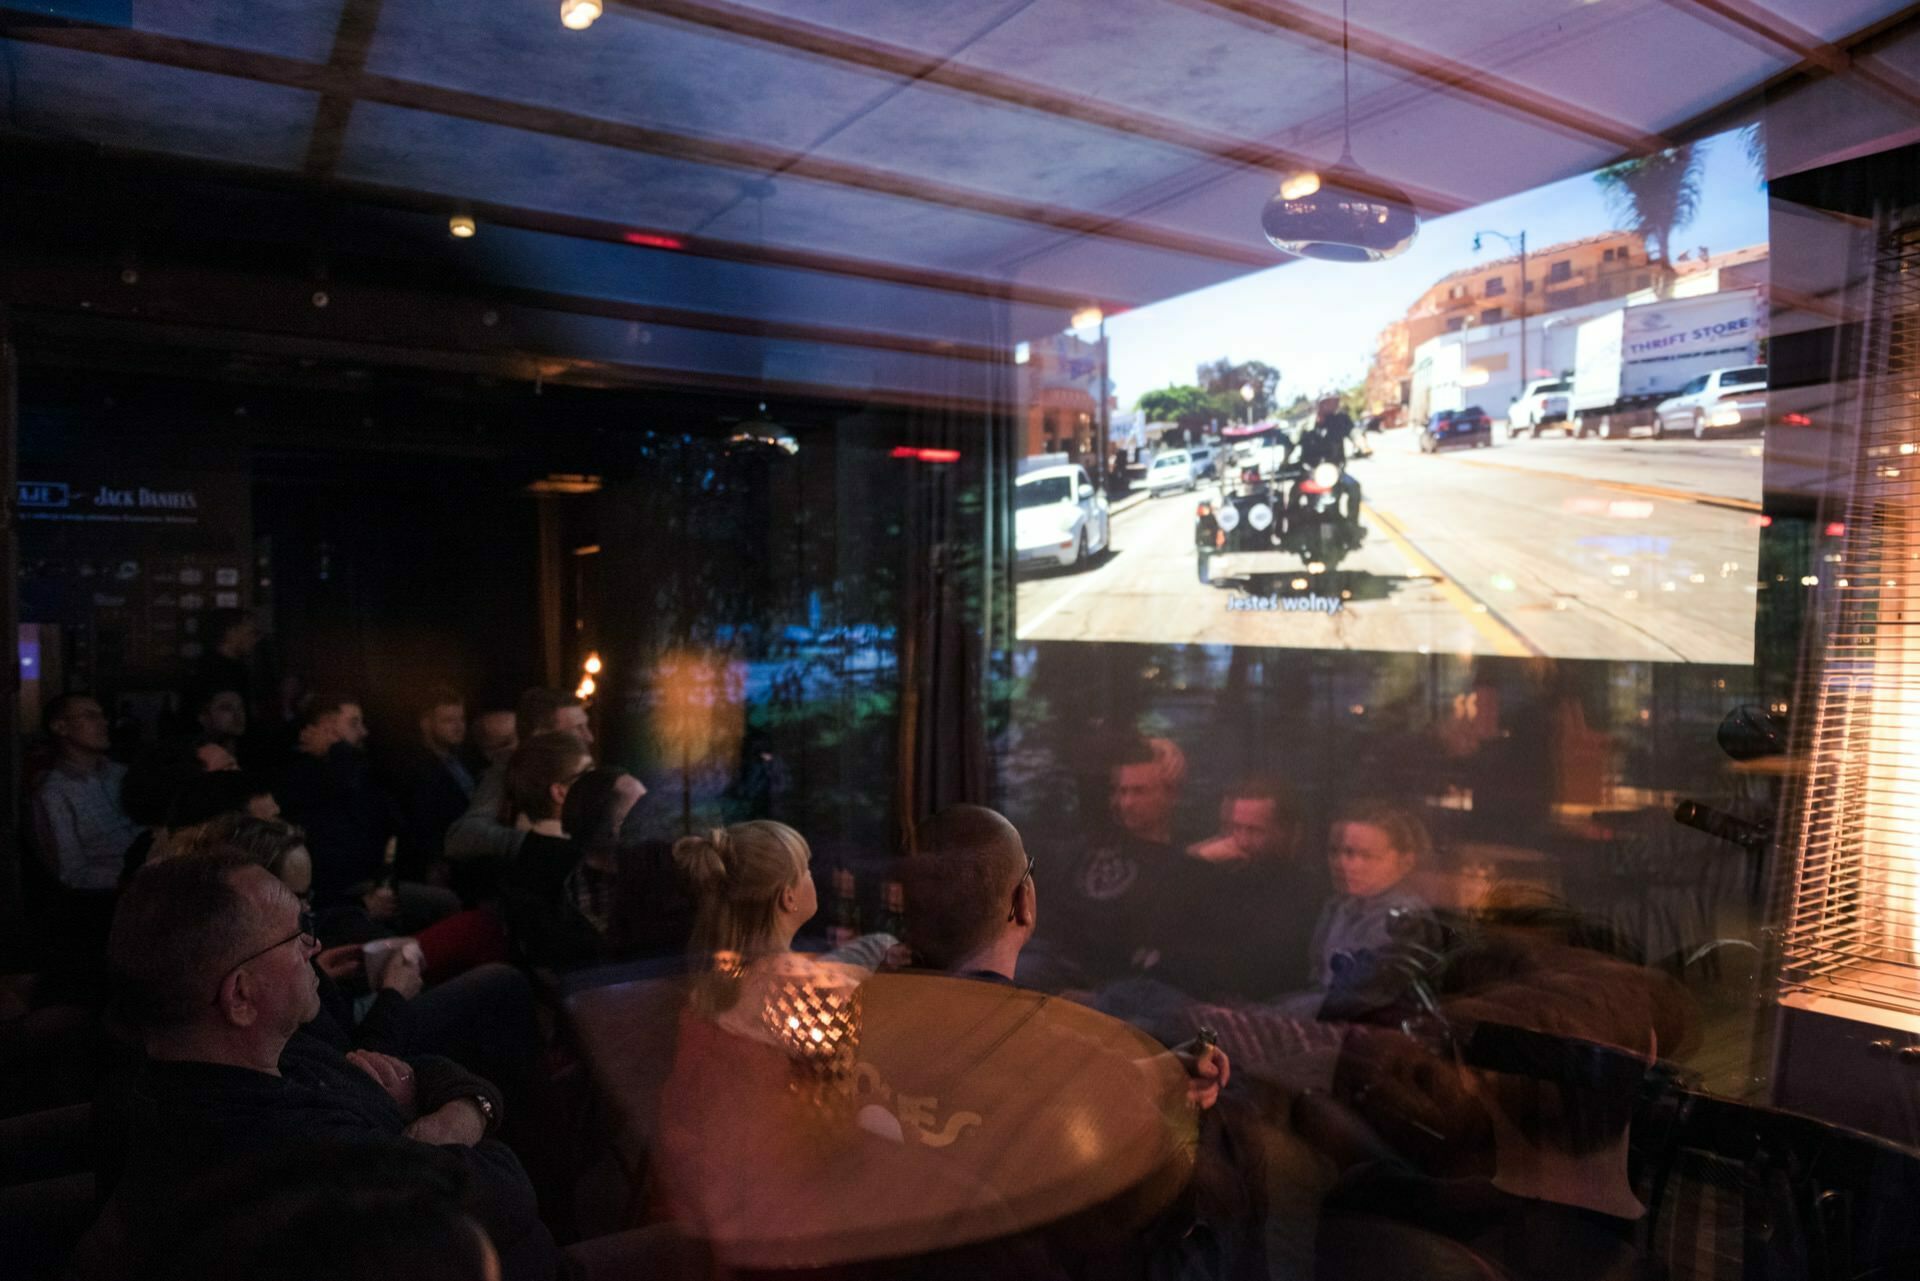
1289, 394, 1366, 550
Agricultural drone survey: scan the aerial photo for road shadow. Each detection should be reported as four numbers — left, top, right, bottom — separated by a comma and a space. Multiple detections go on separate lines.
1212, 567, 1428, 605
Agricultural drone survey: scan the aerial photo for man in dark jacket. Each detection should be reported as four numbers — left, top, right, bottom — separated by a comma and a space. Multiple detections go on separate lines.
86, 849, 559, 1281
276, 696, 390, 909
391, 685, 476, 882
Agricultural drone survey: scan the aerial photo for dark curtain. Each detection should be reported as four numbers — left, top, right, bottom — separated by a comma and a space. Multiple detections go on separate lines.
894, 300, 1018, 854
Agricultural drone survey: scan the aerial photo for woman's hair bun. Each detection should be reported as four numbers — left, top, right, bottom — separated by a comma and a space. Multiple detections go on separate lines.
672, 831, 729, 889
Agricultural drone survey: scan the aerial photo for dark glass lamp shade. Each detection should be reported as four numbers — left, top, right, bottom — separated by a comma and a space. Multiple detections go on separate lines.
1261, 159, 1419, 262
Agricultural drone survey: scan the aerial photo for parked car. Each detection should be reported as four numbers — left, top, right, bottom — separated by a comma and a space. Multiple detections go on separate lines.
1508, 378, 1572, 437
1147, 449, 1197, 495
1418, 405, 1493, 452
1187, 445, 1218, 478
1015, 463, 1110, 571
1653, 364, 1768, 439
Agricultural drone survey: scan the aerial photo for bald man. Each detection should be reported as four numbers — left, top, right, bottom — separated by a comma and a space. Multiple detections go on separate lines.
904, 804, 1230, 1108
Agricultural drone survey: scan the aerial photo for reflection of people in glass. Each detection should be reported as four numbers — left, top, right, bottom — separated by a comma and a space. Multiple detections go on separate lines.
1061, 738, 1189, 984
1174, 777, 1320, 998
1308, 802, 1431, 988
1110, 736, 1185, 846
1325, 940, 1682, 1281
1188, 775, 1297, 865
905, 803, 1230, 1108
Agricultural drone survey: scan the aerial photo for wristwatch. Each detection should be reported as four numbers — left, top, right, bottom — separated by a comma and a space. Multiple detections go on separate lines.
466, 1094, 496, 1129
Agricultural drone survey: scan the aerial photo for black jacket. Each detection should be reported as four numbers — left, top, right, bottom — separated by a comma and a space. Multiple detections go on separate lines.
104, 1030, 557, 1281
278, 743, 394, 907
390, 746, 474, 881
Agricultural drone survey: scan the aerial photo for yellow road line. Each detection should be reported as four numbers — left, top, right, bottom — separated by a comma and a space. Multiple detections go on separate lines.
1366, 501, 1537, 658
1452, 456, 1763, 513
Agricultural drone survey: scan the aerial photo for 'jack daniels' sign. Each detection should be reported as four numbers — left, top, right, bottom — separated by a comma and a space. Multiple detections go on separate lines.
18, 480, 204, 525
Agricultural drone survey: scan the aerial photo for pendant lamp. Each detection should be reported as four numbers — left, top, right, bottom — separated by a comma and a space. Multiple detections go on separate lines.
1261, 0, 1419, 262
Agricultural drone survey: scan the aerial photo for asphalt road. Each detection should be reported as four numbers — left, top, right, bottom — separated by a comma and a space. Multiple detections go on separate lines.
1016, 432, 1762, 663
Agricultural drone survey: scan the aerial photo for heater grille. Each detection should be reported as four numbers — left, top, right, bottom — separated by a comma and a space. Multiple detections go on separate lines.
1780, 214, 1920, 1019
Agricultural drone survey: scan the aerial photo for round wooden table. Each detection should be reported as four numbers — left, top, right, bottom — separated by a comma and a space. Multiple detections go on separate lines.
568, 969, 1197, 1270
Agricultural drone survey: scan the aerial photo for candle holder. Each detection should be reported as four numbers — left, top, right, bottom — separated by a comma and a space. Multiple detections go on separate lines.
762, 971, 863, 1111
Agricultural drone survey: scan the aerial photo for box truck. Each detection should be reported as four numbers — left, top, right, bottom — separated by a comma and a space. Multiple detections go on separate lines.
1569, 288, 1762, 439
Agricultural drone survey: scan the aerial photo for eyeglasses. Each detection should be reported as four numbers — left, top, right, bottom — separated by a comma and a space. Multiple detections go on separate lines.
213, 908, 316, 1004
1008, 854, 1036, 922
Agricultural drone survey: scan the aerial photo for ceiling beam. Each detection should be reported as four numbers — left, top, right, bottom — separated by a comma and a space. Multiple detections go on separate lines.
1188, 0, 1671, 156
616, 0, 1465, 215
304, 0, 386, 178
8, 26, 1277, 270
1645, 2, 1920, 165
0, 129, 1152, 318
1662, 0, 1851, 75
14, 307, 1008, 414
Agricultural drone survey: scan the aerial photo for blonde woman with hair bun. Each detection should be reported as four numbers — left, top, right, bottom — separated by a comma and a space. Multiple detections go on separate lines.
673, 821, 817, 1013
659, 821, 902, 1238
671, 820, 897, 1019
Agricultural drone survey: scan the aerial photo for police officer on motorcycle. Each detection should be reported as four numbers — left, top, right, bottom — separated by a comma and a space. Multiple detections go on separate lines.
1290, 395, 1366, 547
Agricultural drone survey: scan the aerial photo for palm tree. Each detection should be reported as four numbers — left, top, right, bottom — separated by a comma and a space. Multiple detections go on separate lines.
1594, 144, 1706, 298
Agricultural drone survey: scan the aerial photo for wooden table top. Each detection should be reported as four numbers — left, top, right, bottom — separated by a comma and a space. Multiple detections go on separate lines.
567, 968, 1196, 1269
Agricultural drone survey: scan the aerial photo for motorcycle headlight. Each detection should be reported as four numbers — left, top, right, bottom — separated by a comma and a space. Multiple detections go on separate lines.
1248, 503, 1274, 531
1312, 463, 1341, 490
1215, 504, 1241, 531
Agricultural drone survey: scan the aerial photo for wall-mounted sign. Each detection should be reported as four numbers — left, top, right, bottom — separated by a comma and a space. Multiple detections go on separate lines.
18, 461, 250, 688
17, 478, 210, 526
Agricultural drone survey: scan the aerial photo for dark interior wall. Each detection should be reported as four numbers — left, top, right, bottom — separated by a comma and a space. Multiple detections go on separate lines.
253, 454, 542, 747
11, 364, 560, 757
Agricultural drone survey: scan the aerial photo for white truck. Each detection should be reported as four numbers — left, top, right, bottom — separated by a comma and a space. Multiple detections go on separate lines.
1507, 378, 1572, 438
1568, 288, 1762, 440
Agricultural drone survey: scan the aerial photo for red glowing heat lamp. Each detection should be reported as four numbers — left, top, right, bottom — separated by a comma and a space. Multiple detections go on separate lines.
890, 447, 962, 463
623, 231, 686, 250
1827, 522, 1847, 537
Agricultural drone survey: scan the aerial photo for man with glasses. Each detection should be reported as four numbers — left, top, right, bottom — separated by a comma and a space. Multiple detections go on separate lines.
32, 692, 141, 890
93, 849, 558, 1281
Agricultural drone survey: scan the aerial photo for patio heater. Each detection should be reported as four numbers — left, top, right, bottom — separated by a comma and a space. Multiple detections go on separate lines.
1772, 206, 1920, 1141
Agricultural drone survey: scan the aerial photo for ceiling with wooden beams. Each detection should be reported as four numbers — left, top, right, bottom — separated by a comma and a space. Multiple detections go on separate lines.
3, 0, 1919, 404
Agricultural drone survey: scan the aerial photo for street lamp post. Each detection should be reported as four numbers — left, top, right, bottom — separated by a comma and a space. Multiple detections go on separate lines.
1097, 312, 1109, 493
1472, 228, 1529, 407
1241, 381, 1255, 427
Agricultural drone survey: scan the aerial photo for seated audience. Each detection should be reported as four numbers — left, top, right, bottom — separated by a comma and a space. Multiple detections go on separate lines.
1308, 801, 1433, 990
493, 733, 595, 967
168, 769, 280, 831
119, 738, 239, 879
392, 685, 476, 883
1168, 775, 1321, 999
276, 695, 387, 905
1324, 941, 1686, 1281
905, 803, 1230, 1108
278, 696, 456, 935
91, 849, 558, 1281
657, 821, 900, 1246
558, 766, 647, 943
179, 814, 543, 1108
192, 687, 248, 765
136, 1140, 503, 1281
1052, 736, 1193, 986
445, 689, 591, 864
32, 693, 140, 891
179, 607, 258, 724
470, 706, 519, 772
